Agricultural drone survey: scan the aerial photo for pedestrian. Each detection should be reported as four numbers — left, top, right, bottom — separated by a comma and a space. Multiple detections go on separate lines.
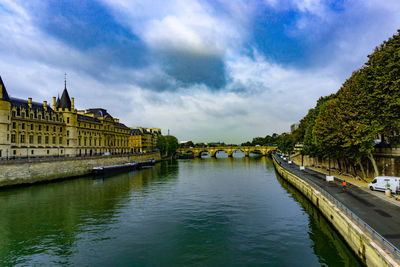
342, 180, 347, 190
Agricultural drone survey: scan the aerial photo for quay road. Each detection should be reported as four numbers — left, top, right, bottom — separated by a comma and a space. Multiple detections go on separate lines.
273, 154, 400, 251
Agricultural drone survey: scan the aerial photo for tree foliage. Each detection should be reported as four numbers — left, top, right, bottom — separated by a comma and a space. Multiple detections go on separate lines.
291, 30, 400, 177
157, 135, 179, 157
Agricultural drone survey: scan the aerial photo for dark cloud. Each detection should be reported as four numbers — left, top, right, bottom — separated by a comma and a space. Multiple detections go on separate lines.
31, 0, 149, 69
156, 50, 227, 90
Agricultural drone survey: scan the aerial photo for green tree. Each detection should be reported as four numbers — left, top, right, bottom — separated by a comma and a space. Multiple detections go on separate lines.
277, 134, 295, 157
157, 135, 179, 157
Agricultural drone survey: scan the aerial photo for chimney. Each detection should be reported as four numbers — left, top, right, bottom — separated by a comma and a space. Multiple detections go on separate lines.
52, 97, 56, 110
71, 97, 74, 110
28, 98, 32, 108
43, 101, 47, 111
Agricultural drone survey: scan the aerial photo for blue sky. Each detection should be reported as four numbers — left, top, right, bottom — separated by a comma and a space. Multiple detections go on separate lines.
0, 0, 399, 143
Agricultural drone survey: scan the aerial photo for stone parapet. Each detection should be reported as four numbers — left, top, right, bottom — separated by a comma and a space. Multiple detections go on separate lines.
0, 152, 161, 187
273, 156, 400, 267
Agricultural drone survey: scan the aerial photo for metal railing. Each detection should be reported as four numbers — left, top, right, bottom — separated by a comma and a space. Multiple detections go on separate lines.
274, 154, 400, 261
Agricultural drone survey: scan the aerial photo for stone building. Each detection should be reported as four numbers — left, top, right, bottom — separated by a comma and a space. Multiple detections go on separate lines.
129, 127, 161, 153
0, 76, 130, 159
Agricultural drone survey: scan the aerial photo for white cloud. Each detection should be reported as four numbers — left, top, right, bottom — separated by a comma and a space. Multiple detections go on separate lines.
102, 0, 244, 55
1, 0, 400, 144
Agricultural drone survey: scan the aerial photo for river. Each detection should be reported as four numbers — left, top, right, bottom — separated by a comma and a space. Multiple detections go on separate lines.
0, 155, 362, 266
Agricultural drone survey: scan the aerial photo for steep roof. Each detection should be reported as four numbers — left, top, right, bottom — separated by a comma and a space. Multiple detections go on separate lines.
130, 128, 143, 135
77, 114, 100, 123
114, 122, 129, 129
10, 97, 53, 111
86, 108, 112, 118
56, 95, 60, 108
59, 88, 71, 109
0, 76, 10, 101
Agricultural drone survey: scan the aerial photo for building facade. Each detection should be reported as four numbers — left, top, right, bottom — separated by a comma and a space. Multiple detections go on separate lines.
0, 76, 130, 159
129, 127, 161, 153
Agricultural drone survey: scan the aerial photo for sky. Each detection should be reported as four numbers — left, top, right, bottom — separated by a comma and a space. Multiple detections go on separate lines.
0, 0, 399, 144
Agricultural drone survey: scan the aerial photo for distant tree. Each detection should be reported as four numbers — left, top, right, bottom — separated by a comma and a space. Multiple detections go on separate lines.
179, 141, 194, 148
277, 134, 295, 156
157, 135, 179, 157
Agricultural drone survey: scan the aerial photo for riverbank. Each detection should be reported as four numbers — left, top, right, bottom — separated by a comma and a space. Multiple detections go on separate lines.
273, 154, 400, 267
0, 152, 161, 188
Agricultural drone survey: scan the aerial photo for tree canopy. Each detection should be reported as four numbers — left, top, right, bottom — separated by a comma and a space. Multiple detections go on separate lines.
157, 135, 179, 157
290, 30, 400, 177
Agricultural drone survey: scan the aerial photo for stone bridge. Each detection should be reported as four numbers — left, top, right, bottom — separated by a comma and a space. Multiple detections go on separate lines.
177, 146, 277, 157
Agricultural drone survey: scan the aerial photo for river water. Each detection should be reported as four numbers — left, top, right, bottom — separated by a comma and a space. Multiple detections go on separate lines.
0, 156, 362, 266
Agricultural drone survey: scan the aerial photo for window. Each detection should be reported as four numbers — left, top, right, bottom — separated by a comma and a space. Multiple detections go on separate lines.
53, 126, 56, 132
12, 111, 16, 117
67, 140, 69, 146
38, 125, 42, 131
13, 150, 16, 155
38, 136, 42, 144
11, 134, 16, 143
67, 117, 70, 123
30, 124, 33, 131
22, 123, 25, 130
67, 130, 69, 136
45, 136, 49, 144
52, 136, 56, 144
38, 115, 42, 120
21, 112, 25, 118
59, 137, 62, 145
29, 135, 33, 144
20, 135, 25, 143
30, 114, 33, 119
46, 126, 49, 131
78, 138, 81, 146
31, 150, 34, 155
60, 127, 62, 132
47, 150, 49, 155
12, 122, 16, 129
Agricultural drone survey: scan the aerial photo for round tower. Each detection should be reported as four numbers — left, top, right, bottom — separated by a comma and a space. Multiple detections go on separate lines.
0, 76, 11, 159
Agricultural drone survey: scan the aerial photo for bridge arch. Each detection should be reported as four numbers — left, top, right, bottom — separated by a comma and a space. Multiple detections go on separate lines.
211, 149, 229, 157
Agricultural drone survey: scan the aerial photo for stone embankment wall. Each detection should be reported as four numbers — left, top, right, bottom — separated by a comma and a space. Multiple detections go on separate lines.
0, 152, 161, 187
273, 157, 399, 267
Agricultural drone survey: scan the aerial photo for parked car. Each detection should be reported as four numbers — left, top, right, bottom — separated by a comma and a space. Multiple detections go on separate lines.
369, 176, 400, 193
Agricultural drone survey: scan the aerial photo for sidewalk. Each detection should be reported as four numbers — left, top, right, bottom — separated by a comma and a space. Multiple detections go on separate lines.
303, 162, 400, 208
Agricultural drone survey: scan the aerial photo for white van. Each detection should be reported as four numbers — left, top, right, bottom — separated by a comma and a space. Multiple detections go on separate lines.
369, 176, 400, 193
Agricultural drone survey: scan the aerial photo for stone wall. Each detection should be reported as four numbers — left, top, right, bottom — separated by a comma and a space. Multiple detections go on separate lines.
0, 152, 161, 187
273, 157, 399, 267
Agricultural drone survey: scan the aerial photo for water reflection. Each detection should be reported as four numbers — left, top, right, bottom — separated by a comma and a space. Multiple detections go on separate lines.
275, 173, 363, 266
0, 157, 362, 266
0, 161, 179, 266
